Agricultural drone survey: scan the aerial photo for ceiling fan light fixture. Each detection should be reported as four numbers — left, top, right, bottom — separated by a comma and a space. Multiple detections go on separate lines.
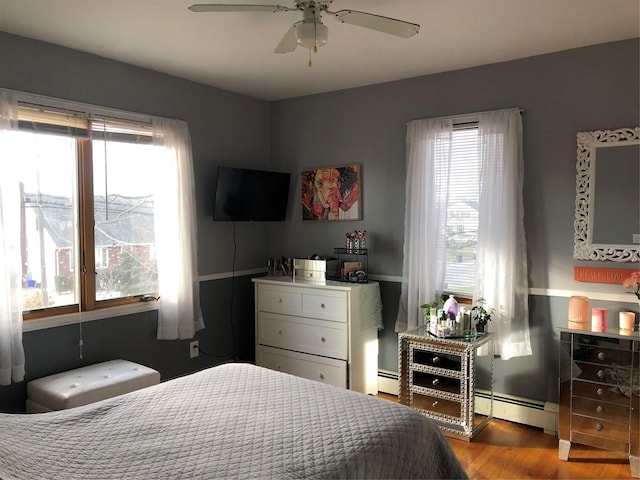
295, 21, 328, 51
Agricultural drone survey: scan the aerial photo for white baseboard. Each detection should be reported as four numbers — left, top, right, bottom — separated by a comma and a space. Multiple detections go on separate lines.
378, 370, 558, 435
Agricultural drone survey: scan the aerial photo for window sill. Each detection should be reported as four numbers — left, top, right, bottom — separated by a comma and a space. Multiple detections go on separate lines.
22, 301, 158, 332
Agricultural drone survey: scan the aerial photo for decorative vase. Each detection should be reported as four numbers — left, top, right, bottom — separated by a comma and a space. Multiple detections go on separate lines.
443, 295, 459, 319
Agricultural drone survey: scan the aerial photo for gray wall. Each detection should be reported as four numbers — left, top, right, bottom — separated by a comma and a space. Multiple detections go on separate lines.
0, 32, 271, 412
0, 31, 638, 411
269, 38, 640, 402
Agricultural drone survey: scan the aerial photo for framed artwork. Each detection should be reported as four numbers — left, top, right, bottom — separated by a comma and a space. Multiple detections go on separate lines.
301, 164, 361, 221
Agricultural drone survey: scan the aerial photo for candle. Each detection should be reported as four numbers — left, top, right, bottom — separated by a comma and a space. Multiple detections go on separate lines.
568, 296, 590, 330
619, 311, 636, 332
591, 307, 608, 332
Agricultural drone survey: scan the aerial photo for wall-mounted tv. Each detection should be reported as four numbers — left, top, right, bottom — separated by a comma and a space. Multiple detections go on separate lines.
213, 166, 291, 221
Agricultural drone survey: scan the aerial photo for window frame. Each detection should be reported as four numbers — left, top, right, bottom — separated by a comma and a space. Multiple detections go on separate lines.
14, 97, 159, 321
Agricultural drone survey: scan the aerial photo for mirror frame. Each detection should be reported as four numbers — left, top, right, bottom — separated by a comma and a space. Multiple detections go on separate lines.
573, 127, 640, 262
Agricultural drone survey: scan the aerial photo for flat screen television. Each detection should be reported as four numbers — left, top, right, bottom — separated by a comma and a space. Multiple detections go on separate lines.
213, 166, 291, 221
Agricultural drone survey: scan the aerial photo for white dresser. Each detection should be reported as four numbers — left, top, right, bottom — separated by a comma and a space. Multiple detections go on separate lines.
252, 277, 381, 394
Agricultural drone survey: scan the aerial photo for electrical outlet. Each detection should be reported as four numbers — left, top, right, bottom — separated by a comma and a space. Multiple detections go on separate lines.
190, 340, 199, 358
633, 234, 640, 244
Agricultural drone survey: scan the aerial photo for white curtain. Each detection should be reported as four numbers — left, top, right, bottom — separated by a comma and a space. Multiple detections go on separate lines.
0, 91, 26, 385
395, 118, 452, 332
475, 110, 530, 359
152, 118, 205, 340
395, 108, 531, 359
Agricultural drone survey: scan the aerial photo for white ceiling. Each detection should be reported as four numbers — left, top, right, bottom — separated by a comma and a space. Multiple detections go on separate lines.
0, 0, 638, 101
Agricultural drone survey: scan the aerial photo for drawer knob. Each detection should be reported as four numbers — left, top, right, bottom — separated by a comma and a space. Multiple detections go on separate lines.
595, 423, 604, 432
597, 351, 606, 361
278, 330, 282, 335
276, 365, 281, 370
319, 373, 325, 380
432, 401, 439, 407
597, 369, 605, 379
321, 336, 326, 343
278, 298, 283, 303
432, 378, 440, 386
596, 388, 605, 397
432, 356, 440, 364
596, 405, 604, 414
320, 303, 325, 309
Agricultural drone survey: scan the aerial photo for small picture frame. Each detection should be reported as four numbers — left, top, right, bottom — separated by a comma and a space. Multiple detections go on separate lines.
301, 164, 361, 221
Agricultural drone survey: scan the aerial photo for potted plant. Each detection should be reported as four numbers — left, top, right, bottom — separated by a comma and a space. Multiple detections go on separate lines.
471, 297, 494, 333
420, 292, 443, 322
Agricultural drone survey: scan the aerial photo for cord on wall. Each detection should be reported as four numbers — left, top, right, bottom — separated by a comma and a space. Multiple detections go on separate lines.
197, 222, 239, 360
78, 314, 84, 359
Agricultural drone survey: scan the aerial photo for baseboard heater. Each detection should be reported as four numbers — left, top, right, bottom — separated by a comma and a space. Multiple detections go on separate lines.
378, 369, 558, 435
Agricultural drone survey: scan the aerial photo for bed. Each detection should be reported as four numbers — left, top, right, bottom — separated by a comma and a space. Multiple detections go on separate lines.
0, 363, 467, 479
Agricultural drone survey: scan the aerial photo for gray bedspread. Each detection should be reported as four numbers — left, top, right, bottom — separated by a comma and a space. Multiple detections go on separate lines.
0, 363, 467, 479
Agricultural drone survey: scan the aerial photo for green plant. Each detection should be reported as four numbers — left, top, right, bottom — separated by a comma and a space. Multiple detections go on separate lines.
54, 275, 73, 293
471, 297, 494, 327
420, 292, 443, 315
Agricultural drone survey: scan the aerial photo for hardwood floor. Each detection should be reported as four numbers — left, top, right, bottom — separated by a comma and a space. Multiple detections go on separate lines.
376, 394, 633, 479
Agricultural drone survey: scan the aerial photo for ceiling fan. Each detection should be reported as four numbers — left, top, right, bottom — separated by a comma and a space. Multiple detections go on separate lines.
188, 1, 420, 66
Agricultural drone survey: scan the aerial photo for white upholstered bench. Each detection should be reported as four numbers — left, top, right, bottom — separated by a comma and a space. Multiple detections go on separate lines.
26, 359, 161, 413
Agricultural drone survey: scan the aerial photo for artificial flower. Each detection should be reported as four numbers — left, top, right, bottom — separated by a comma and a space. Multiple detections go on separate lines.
622, 271, 640, 300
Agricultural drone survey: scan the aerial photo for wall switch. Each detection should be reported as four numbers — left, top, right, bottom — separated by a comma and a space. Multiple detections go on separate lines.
633, 234, 640, 244
190, 340, 199, 358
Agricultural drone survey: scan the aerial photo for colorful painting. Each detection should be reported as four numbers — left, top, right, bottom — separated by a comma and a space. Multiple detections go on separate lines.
301, 164, 361, 221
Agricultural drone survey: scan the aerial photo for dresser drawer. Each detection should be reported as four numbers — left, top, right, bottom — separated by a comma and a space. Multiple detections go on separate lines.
572, 343, 635, 368
571, 431, 629, 454
572, 397, 631, 424
257, 312, 348, 360
257, 284, 347, 322
571, 414, 630, 443
412, 349, 463, 373
413, 370, 461, 395
411, 391, 462, 419
300, 291, 347, 322
573, 362, 632, 384
257, 285, 303, 316
572, 380, 631, 406
256, 345, 347, 388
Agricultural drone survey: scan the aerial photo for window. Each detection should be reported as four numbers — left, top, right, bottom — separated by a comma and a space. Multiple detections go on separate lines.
12, 103, 159, 319
397, 109, 530, 359
442, 124, 479, 296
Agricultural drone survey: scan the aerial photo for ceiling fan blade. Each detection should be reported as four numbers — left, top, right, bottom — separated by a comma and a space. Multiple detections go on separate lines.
275, 23, 299, 53
189, 4, 293, 13
332, 9, 420, 38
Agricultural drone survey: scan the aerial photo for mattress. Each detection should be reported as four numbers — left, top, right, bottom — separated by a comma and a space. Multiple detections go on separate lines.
0, 363, 467, 479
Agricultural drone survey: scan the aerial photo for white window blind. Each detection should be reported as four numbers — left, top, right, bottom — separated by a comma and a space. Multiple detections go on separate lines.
442, 123, 479, 296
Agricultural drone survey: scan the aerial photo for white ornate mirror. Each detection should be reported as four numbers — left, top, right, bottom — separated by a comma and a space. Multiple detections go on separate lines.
573, 127, 640, 262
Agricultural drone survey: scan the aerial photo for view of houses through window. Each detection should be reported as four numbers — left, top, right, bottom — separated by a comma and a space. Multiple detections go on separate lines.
14, 108, 159, 316
443, 125, 479, 296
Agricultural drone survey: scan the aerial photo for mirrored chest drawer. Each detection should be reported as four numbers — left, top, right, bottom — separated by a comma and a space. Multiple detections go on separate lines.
558, 328, 640, 477
398, 326, 494, 441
